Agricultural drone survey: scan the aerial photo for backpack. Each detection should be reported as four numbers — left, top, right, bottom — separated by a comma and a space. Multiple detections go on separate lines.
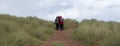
59, 18, 64, 24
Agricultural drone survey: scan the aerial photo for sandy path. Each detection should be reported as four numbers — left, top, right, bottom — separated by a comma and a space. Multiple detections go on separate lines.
39, 28, 82, 46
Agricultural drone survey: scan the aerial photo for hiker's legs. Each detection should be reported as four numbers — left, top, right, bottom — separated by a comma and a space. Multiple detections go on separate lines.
56, 23, 59, 30
62, 24, 64, 30
60, 24, 64, 31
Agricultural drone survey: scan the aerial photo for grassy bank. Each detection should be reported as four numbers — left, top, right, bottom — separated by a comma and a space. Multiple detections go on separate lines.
72, 19, 120, 46
0, 14, 54, 46
64, 19, 78, 29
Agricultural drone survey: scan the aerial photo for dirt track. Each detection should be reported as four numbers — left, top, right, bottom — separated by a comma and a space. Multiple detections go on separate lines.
39, 28, 83, 46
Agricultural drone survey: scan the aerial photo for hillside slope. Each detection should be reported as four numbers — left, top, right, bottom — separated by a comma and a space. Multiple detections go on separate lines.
72, 19, 120, 46
0, 14, 54, 46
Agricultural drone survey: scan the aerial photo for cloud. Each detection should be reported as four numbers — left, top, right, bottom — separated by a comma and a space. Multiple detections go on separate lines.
0, 0, 120, 22
45, 7, 80, 21
60, 2, 68, 6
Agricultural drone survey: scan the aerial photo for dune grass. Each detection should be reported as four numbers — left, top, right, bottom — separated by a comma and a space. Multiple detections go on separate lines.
64, 19, 78, 29
0, 14, 54, 46
2, 14, 120, 46
52, 41, 66, 46
71, 19, 120, 46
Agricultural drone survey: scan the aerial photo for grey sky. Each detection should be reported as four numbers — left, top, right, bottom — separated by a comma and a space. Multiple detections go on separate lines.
0, 0, 120, 22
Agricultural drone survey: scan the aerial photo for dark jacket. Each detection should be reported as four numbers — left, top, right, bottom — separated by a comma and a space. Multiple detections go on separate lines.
55, 17, 59, 24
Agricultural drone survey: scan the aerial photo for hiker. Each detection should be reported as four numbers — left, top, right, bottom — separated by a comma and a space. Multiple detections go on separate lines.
55, 16, 59, 30
58, 16, 64, 31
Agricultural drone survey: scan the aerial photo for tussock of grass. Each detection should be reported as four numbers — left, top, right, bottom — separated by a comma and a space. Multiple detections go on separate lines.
52, 41, 66, 46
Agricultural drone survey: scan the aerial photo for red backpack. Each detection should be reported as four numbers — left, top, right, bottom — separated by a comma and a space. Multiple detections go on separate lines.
58, 17, 64, 24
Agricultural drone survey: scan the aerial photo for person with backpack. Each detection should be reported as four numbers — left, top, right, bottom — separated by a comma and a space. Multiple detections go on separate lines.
58, 16, 64, 31
55, 16, 59, 30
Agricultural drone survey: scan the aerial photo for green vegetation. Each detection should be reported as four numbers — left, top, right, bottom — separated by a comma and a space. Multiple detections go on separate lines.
52, 41, 66, 46
0, 14, 54, 46
1, 14, 120, 46
64, 19, 78, 29
72, 19, 120, 46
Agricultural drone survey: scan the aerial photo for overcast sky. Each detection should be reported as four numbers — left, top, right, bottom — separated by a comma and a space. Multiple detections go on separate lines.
0, 0, 120, 22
